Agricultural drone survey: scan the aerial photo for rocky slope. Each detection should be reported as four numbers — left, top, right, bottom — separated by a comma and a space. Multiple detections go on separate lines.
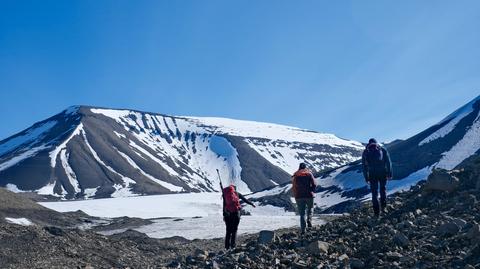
176, 155, 480, 268
0, 187, 84, 227
0, 106, 363, 199
1, 156, 478, 268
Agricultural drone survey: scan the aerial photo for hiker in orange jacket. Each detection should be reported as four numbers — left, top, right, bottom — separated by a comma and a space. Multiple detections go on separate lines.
292, 163, 316, 234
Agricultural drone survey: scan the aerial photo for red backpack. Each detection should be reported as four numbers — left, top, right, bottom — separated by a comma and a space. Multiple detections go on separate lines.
223, 185, 241, 213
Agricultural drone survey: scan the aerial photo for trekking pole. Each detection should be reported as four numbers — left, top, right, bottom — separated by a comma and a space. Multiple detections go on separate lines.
217, 169, 225, 200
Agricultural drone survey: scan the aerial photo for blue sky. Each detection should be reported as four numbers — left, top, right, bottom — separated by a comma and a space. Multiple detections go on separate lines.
0, 0, 479, 142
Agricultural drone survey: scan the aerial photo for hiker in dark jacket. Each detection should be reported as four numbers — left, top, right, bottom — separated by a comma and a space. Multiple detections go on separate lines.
222, 185, 255, 250
362, 138, 393, 217
292, 163, 316, 234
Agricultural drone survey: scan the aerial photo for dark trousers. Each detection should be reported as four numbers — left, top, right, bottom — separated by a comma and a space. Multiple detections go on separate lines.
296, 198, 313, 233
370, 178, 387, 215
224, 212, 240, 249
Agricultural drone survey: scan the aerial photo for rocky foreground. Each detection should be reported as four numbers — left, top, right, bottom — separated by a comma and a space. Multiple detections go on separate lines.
1, 157, 479, 268
174, 158, 480, 269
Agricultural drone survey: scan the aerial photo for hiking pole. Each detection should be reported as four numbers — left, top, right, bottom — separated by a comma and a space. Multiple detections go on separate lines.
216, 169, 225, 198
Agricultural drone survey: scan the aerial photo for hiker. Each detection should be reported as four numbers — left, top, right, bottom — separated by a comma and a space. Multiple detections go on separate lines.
222, 184, 255, 250
362, 138, 393, 217
292, 163, 316, 234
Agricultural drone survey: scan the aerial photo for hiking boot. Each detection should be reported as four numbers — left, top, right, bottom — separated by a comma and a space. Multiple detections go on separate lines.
307, 220, 312, 228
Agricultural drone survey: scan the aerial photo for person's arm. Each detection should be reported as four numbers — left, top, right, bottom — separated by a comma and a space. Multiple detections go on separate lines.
237, 192, 256, 207
383, 148, 393, 179
361, 150, 369, 182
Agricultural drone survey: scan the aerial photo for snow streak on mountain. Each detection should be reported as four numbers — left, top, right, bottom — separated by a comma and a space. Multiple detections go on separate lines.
0, 107, 363, 199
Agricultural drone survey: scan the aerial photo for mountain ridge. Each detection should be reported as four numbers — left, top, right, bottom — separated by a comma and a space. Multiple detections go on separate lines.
0, 105, 363, 200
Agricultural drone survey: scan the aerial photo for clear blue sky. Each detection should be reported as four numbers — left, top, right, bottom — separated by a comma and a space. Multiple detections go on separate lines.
1, 1, 479, 143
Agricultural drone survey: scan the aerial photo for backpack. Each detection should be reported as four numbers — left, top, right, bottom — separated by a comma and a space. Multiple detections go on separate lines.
293, 169, 315, 198
223, 185, 241, 213
366, 144, 384, 166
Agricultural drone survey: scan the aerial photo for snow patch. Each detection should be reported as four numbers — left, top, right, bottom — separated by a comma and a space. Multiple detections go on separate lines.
248, 184, 292, 199
63, 106, 79, 116
0, 145, 48, 171
388, 166, 432, 194
420, 96, 480, 146
186, 116, 363, 147
84, 187, 99, 199
0, 120, 57, 156
5, 217, 33, 226
60, 149, 81, 193
49, 123, 84, 167
5, 183, 26, 193
117, 149, 183, 192
209, 136, 249, 193
36, 182, 60, 196
436, 113, 480, 170
315, 190, 354, 210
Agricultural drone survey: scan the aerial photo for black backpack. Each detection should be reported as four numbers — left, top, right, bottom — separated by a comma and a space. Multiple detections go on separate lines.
366, 144, 384, 166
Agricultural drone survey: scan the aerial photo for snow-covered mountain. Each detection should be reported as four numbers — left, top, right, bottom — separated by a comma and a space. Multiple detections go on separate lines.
250, 95, 480, 213
0, 106, 363, 199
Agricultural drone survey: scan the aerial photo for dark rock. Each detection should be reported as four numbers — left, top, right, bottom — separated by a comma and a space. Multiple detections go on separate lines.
306, 241, 329, 255
449, 218, 468, 229
393, 232, 409, 247
44, 226, 66, 236
258, 230, 277, 245
424, 169, 460, 192
437, 222, 460, 237
467, 224, 480, 240
350, 258, 365, 269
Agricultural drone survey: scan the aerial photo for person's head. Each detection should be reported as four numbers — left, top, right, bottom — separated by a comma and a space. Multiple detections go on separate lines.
299, 163, 307, 170
368, 138, 377, 145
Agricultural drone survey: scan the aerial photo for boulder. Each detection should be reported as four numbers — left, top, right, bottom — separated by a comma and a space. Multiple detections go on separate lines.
393, 232, 409, 247
306, 241, 329, 254
258, 230, 277, 244
437, 222, 460, 237
350, 258, 365, 269
424, 169, 460, 192
338, 254, 349, 267
467, 224, 480, 240
449, 218, 467, 229
386, 252, 403, 261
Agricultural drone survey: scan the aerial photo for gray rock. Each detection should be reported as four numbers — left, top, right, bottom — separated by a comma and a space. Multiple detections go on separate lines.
306, 241, 329, 254
386, 252, 403, 261
448, 217, 468, 229
393, 232, 409, 247
293, 260, 308, 268
467, 224, 480, 240
258, 230, 277, 244
338, 254, 349, 267
437, 222, 460, 237
350, 258, 365, 269
424, 169, 460, 192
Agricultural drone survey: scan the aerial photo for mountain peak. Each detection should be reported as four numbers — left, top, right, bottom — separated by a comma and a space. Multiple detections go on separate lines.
0, 106, 363, 200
